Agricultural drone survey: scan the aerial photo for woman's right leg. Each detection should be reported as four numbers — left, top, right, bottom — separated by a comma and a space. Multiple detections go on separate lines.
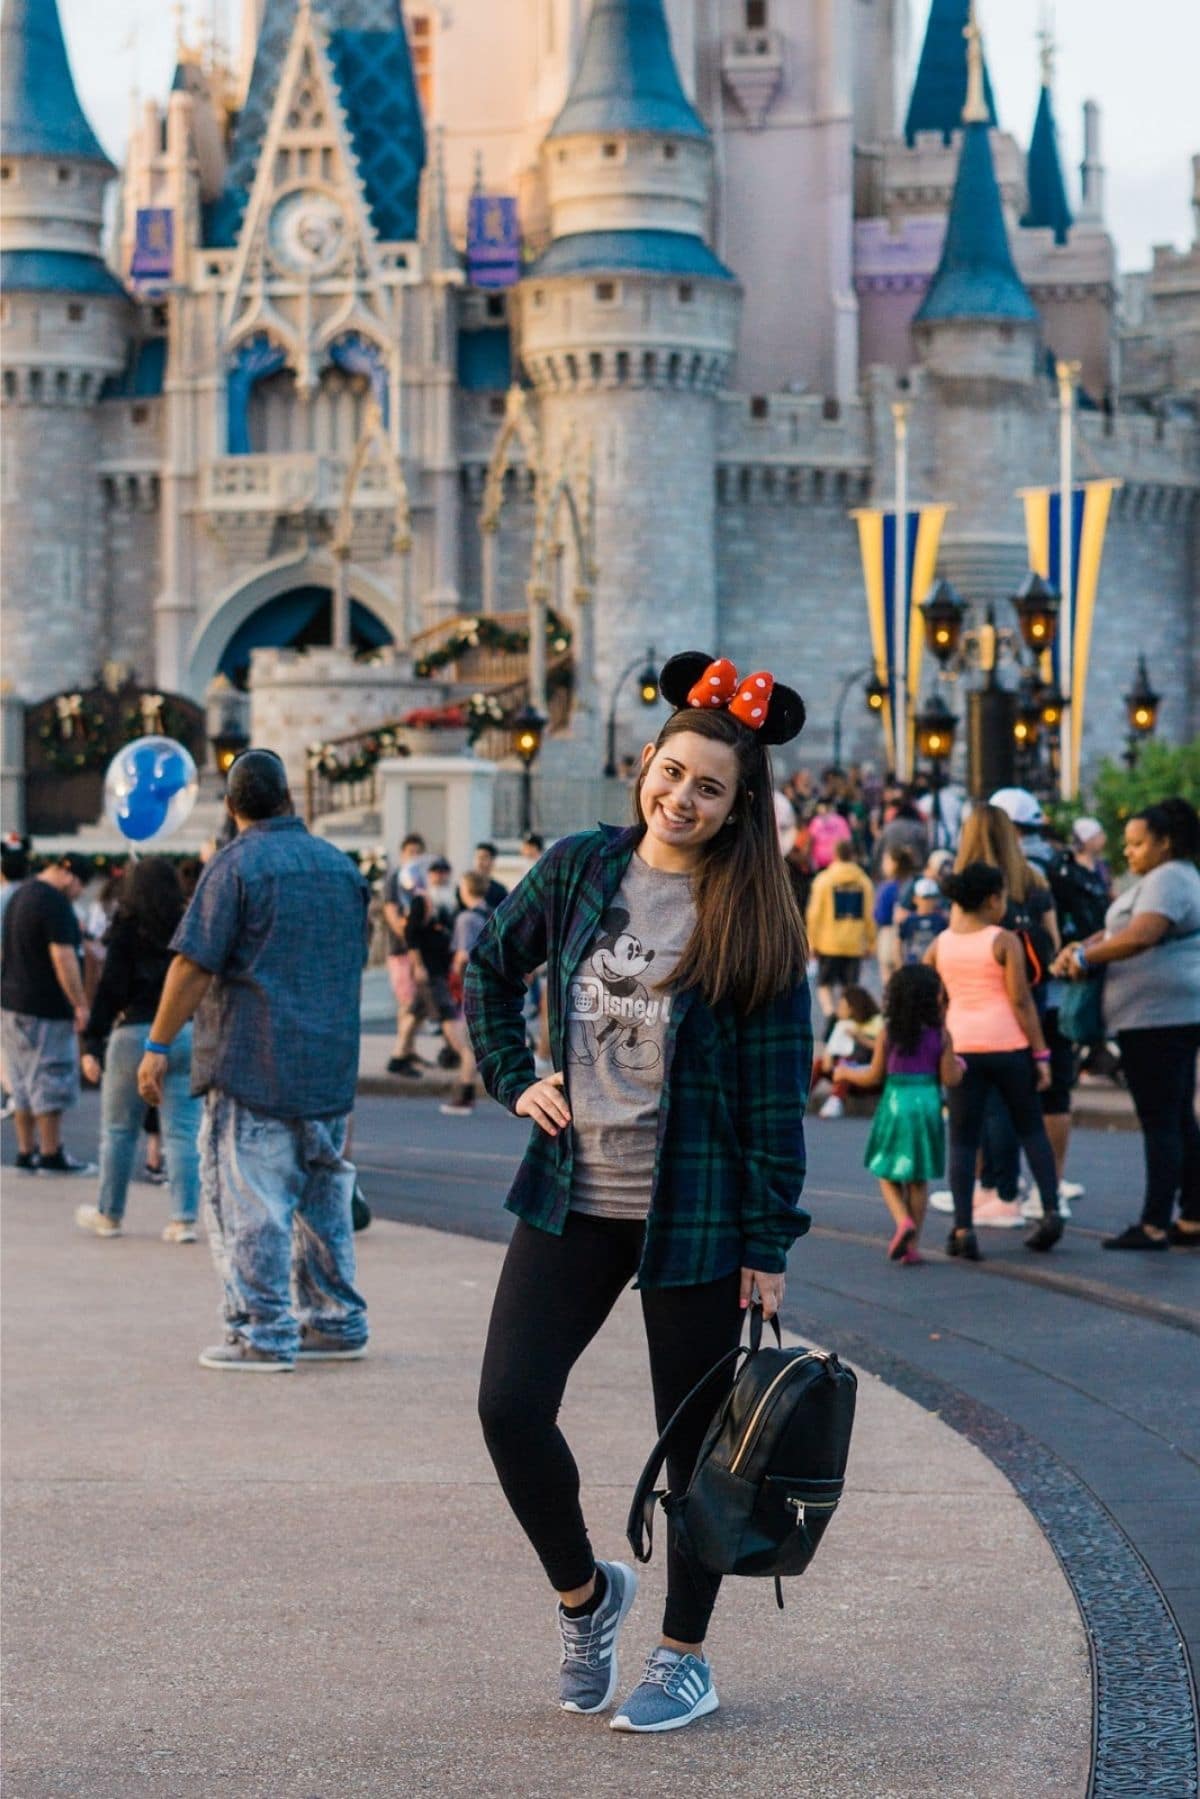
1119, 1026, 1200, 1230
945, 1059, 989, 1232
160, 1028, 202, 1223
478, 1214, 641, 1596
987, 1051, 1059, 1215
96, 1026, 146, 1221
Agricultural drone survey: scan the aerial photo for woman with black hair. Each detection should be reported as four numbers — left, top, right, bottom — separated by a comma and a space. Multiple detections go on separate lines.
467, 653, 812, 1735
75, 857, 201, 1242
1054, 796, 1200, 1251
929, 862, 1063, 1260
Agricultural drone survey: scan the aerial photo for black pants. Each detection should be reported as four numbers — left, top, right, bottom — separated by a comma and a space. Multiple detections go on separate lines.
1118, 1024, 1200, 1230
478, 1213, 743, 1644
947, 1051, 1059, 1231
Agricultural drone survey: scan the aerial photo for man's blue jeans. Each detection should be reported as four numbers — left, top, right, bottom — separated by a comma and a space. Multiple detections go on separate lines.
199, 1089, 368, 1361
99, 1024, 201, 1223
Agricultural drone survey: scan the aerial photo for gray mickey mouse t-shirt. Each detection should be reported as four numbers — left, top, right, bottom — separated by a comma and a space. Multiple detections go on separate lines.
566, 852, 697, 1221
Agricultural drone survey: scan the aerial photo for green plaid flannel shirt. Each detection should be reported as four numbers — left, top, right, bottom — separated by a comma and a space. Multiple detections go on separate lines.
464, 825, 813, 1288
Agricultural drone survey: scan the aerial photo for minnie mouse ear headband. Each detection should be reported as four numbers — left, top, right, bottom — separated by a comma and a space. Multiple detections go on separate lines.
658, 653, 806, 747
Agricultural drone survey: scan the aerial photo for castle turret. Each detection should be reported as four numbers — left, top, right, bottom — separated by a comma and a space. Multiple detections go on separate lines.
517, 0, 740, 759
904, 0, 997, 146
1021, 37, 1072, 246
0, 0, 129, 700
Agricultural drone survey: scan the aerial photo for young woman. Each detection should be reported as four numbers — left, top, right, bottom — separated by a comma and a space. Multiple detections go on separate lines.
928, 863, 1062, 1260
75, 857, 201, 1241
466, 653, 811, 1735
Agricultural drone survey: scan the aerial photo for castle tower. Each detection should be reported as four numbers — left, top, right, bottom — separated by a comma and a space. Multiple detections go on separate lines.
0, 0, 129, 700
911, 11, 1043, 601
1021, 39, 1072, 246
516, 0, 740, 762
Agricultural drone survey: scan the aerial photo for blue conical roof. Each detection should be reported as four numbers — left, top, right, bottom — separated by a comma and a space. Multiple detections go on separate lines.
904, 0, 997, 146
1022, 84, 1072, 245
0, 0, 112, 166
914, 120, 1037, 324
548, 0, 706, 140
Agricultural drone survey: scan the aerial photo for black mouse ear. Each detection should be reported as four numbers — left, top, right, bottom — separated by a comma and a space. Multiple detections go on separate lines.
658, 652, 717, 711
758, 683, 806, 746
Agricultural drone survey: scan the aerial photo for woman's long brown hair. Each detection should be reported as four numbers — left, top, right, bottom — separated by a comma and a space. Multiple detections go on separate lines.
634, 709, 807, 1016
955, 803, 1045, 903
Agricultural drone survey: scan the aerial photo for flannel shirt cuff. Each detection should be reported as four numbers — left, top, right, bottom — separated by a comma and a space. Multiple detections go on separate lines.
740, 1238, 790, 1274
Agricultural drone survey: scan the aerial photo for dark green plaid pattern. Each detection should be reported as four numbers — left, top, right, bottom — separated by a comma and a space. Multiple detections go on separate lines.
464, 826, 813, 1288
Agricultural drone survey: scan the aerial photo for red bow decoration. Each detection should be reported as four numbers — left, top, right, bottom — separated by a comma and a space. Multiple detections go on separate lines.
686, 659, 776, 730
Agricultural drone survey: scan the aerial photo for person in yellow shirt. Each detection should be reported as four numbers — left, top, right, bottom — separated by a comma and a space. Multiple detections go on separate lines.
806, 840, 877, 1030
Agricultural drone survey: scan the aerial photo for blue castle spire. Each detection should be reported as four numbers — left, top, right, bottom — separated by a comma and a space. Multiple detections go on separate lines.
0, 0, 113, 166
548, 0, 707, 140
1022, 81, 1072, 245
904, 0, 997, 147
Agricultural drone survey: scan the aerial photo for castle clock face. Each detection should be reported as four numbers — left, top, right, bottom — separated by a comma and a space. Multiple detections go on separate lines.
269, 190, 347, 274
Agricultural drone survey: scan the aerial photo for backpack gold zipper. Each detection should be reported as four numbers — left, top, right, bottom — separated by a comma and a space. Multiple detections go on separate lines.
729, 1352, 827, 1476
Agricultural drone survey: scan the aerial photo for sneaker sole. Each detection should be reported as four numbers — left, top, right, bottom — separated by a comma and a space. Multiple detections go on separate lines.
197, 1352, 293, 1372
611, 1686, 720, 1733
972, 1213, 1025, 1230
560, 1561, 639, 1715
295, 1345, 369, 1361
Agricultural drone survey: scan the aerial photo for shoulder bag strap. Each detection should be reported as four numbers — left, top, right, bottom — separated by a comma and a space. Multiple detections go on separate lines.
625, 1306, 782, 1565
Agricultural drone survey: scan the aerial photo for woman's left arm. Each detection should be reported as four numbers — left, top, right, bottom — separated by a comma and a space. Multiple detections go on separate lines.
1070, 912, 1170, 968
733, 982, 814, 1313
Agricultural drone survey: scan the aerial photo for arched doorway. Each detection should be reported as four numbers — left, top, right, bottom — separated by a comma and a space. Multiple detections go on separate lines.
217, 585, 393, 689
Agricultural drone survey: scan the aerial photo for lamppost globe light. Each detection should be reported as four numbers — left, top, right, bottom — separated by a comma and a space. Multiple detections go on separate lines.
865, 674, 887, 713
920, 580, 968, 666
1012, 572, 1061, 654
638, 658, 659, 706
510, 703, 547, 768
1124, 656, 1161, 738
915, 691, 958, 763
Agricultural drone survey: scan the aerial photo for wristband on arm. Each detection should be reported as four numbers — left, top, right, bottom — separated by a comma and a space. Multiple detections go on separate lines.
1033, 1049, 1051, 1062
144, 1038, 172, 1056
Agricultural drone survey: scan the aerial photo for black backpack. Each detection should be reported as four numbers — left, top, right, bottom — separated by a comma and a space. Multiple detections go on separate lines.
628, 1308, 857, 1609
1046, 849, 1110, 944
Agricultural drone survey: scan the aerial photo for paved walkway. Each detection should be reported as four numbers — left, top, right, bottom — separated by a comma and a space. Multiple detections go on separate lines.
3, 1178, 1091, 1798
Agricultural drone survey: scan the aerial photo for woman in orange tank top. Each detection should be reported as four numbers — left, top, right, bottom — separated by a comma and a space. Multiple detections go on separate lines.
928, 863, 1063, 1260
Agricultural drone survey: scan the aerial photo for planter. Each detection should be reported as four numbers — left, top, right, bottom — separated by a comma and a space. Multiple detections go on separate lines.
399, 727, 471, 756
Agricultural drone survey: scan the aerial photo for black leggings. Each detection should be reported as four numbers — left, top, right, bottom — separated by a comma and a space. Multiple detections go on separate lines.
478, 1213, 743, 1644
1118, 1024, 1200, 1230
947, 1051, 1059, 1231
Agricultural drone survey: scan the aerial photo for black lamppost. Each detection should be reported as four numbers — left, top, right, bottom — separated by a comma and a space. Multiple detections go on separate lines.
511, 703, 546, 835
1123, 657, 1161, 768
831, 663, 889, 770
603, 647, 659, 778
915, 690, 958, 848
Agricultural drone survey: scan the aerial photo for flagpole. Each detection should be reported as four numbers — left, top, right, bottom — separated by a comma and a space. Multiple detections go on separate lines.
892, 400, 910, 783
1056, 359, 1080, 801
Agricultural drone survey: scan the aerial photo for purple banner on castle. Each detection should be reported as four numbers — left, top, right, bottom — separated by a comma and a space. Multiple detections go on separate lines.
131, 209, 174, 286
467, 195, 520, 289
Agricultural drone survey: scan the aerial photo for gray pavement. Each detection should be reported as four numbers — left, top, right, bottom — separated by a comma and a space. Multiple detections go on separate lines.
2, 1176, 1091, 1799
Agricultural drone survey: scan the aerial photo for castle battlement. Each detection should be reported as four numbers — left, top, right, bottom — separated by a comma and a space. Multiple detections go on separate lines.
717, 392, 871, 476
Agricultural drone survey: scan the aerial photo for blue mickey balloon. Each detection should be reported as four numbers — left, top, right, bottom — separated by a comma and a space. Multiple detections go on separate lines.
103, 736, 199, 847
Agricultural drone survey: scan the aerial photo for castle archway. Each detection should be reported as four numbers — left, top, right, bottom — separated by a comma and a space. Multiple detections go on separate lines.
186, 555, 401, 695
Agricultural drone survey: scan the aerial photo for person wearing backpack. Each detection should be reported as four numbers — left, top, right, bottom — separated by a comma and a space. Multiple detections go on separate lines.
928, 862, 1063, 1259
467, 653, 811, 1735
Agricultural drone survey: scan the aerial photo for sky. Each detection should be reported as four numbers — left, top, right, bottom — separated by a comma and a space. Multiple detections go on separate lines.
57, 0, 1199, 276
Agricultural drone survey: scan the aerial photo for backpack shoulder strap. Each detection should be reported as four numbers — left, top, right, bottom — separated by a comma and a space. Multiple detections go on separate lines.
625, 1307, 781, 1565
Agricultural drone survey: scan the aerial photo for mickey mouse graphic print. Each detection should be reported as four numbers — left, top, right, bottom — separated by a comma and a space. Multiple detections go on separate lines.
566, 852, 697, 1221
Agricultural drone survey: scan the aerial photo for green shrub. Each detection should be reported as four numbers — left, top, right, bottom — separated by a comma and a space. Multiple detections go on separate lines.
1090, 740, 1200, 869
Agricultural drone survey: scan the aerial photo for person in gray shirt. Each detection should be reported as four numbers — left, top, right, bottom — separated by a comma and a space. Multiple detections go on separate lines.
1055, 797, 1200, 1251
137, 750, 371, 1369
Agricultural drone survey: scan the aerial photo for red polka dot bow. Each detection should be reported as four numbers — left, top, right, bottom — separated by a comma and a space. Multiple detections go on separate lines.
685, 658, 776, 730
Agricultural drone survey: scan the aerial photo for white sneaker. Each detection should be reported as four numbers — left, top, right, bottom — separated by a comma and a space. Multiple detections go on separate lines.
930, 1189, 954, 1214
162, 1220, 198, 1243
818, 1096, 845, 1120
1058, 1179, 1085, 1203
972, 1196, 1025, 1229
75, 1204, 121, 1238
1021, 1191, 1072, 1221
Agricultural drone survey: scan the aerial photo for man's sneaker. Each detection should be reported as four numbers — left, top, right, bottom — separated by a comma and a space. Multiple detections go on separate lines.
439, 1085, 475, 1117
1021, 1191, 1072, 1222
386, 1055, 423, 1077
611, 1648, 719, 1734
929, 1188, 953, 1214
161, 1220, 198, 1244
75, 1204, 121, 1238
1058, 1178, 1085, 1204
296, 1326, 368, 1361
198, 1338, 293, 1372
143, 1162, 168, 1186
818, 1095, 844, 1120
972, 1195, 1024, 1229
14, 1151, 40, 1173
36, 1150, 97, 1177
558, 1560, 639, 1715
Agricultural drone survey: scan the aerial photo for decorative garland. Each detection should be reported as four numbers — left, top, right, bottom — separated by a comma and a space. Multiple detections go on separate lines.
35, 690, 202, 777
413, 608, 571, 679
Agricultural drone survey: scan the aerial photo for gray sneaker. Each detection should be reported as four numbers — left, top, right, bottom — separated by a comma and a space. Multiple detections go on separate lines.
558, 1559, 639, 1714
611, 1648, 719, 1733
198, 1338, 293, 1372
296, 1326, 368, 1361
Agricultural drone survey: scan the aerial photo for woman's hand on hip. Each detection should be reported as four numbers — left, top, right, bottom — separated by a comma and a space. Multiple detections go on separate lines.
515, 1070, 571, 1137
741, 1268, 785, 1319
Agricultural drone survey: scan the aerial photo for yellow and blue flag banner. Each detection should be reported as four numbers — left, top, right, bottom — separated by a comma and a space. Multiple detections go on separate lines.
852, 504, 949, 771
1020, 480, 1120, 791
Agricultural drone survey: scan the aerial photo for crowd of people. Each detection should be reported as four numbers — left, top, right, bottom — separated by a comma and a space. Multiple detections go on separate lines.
1, 669, 1198, 1733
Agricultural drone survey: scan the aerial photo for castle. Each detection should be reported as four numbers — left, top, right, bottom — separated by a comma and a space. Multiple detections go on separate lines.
1, 0, 1197, 835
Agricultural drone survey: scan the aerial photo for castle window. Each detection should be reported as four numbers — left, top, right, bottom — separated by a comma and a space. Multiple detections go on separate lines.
745, 0, 768, 27
56, 165, 73, 184
663, 143, 678, 161
822, 397, 840, 420
68, 303, 85, 323
532, 288, 546, 309
132, 405, 149, 425
750, 395, 769, 419
601, 142, 621, 160
678, 283, 694, 304
153, 305, 169, 328
485, 294, 505, 320
594, 281, 618, 303
0, 163, 12, 181
488, 395, 506, 417
408, 11, 436, 118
